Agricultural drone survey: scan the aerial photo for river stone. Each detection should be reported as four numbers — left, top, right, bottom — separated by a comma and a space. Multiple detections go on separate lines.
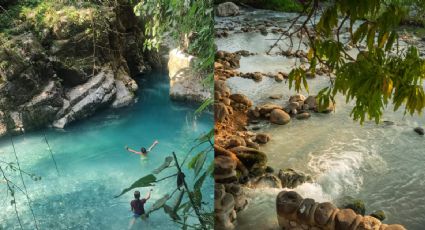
296, 112, 311, 120
305, 96, 317, 110
381, 224, 407, 230
230, 93, 253, 107
255, 133, 270, 144
227, 136, 246, 148
314, 202, 337, 226
414, 127, 424, 135
358, 216, 382, 230
337, 196, 366, 215
276, 191, 304, 219
370, 210, 386, 221
230, 146, 267, 175
215, 155, 236, 175
216, 2, 240, 17
259, 103, 283, 115
289, 94, 306, 103
278, 168, 311, 189
335, 209, 358, 230
296, 198, 316, 224
275, 73, 285, 82
254, 174, 282, 189
270, 109, 291, 125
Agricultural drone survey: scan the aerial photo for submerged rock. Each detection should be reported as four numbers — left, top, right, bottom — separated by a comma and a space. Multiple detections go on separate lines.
414, 127, 424, 135
255, 133, 270, 144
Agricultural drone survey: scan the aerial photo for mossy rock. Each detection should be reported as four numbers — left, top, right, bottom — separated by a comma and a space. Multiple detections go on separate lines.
336, 196, 366, 216
370, 210, 386, 221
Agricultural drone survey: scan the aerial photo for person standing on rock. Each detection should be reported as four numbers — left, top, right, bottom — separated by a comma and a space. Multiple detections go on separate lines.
128, 189, 152, 229
125, 140, 159, 157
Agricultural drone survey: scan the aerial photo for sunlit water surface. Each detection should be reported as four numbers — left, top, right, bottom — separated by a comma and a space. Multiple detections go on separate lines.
0, 73, 213, 230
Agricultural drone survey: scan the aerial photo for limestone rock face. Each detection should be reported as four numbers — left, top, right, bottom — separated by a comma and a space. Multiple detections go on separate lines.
168, 49, 211, 102
216, 2, 240, 17
53, 68, 116, 129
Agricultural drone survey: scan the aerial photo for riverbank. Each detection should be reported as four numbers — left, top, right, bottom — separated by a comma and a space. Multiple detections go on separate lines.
214, 3, 424, 230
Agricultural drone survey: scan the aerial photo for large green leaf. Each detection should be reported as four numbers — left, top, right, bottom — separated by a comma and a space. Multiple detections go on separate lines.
114, 174, 156, 198
152, 156, 173, 174
148, 194, 170, 213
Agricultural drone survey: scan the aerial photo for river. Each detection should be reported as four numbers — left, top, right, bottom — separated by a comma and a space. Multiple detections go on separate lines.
216, 8, 425, 230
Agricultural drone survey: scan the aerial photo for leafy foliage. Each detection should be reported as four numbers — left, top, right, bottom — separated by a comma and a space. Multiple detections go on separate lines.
286, 0, 425, 124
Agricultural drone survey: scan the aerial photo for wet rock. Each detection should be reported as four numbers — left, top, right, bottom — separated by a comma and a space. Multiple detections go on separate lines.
259, 26, 268, 36
227, 136, 246, 148
216, 2, 240, 17
258, 103, 283, 115
314, 202, 337, 226
255, 133, 270, 144
215, 155, 238, 184
296, 198, 317, 224
215, 102, 231, 122
230, 146, 267, 176
276, 191, 304, 220
296, 112, 311, 120
230, 94, 253, 107
414, 127, 424, 135
245, 138, 260, 150
335, 209, 358, 230
254, 174, 282, 189
289, 94, 306, 103
270, 109, 291, 125
235, 50, 251, 57
358, 215, 382, 230
370, 210, 386, 221
275, 73, 285, 82
278, 168, 311, 189
381, 224, 407, 230
337, 196, 366, 215
269, 94, 282, 99
304, 96, 317, 110
168, 49, 211, 102
53, 68, 116, 129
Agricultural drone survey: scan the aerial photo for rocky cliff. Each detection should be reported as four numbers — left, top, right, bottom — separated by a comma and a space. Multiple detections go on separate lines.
0, 1, 161, 137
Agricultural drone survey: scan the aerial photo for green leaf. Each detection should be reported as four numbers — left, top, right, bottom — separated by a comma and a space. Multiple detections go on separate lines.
148, 194, 170, 213
152, 156, 173, 174
114, 174, 156, 198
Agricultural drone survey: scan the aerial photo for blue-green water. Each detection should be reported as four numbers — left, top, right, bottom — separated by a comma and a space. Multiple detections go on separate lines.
0, 73, 213, 229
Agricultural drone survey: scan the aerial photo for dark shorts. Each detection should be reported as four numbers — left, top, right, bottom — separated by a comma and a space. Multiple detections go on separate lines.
133, 213, 147, 219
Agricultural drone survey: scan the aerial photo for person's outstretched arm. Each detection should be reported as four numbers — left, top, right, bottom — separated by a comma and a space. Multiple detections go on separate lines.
145, 189, 153, 200
147, 140, 159, 152
125, 146, 142, 155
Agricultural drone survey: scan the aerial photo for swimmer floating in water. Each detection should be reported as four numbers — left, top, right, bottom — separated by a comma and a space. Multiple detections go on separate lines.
125, 140, 159, 157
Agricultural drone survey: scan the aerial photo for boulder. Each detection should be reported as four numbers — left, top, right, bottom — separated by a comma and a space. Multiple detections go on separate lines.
216, 2, 240, 17
52, 68, 116, 129
296, 112, 311, 120
270, 109, 291, 125
230, 93, 253, 107
334, 209, 358, 230
278, 168, 311, 189
357, 216, 382, 230
227, 136, 246, 148
370, 210, 386, 221
304, 96, 317, 110
258, 103, 283, 115
314, 202, 337, 226
255, 133, 270, 144
168, 49, 211, 102
289, 94, 306, 103
276, 191, 304, 220
254, 174, 282, 189
337, 196, 366, 215
414, 127, 424, 135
